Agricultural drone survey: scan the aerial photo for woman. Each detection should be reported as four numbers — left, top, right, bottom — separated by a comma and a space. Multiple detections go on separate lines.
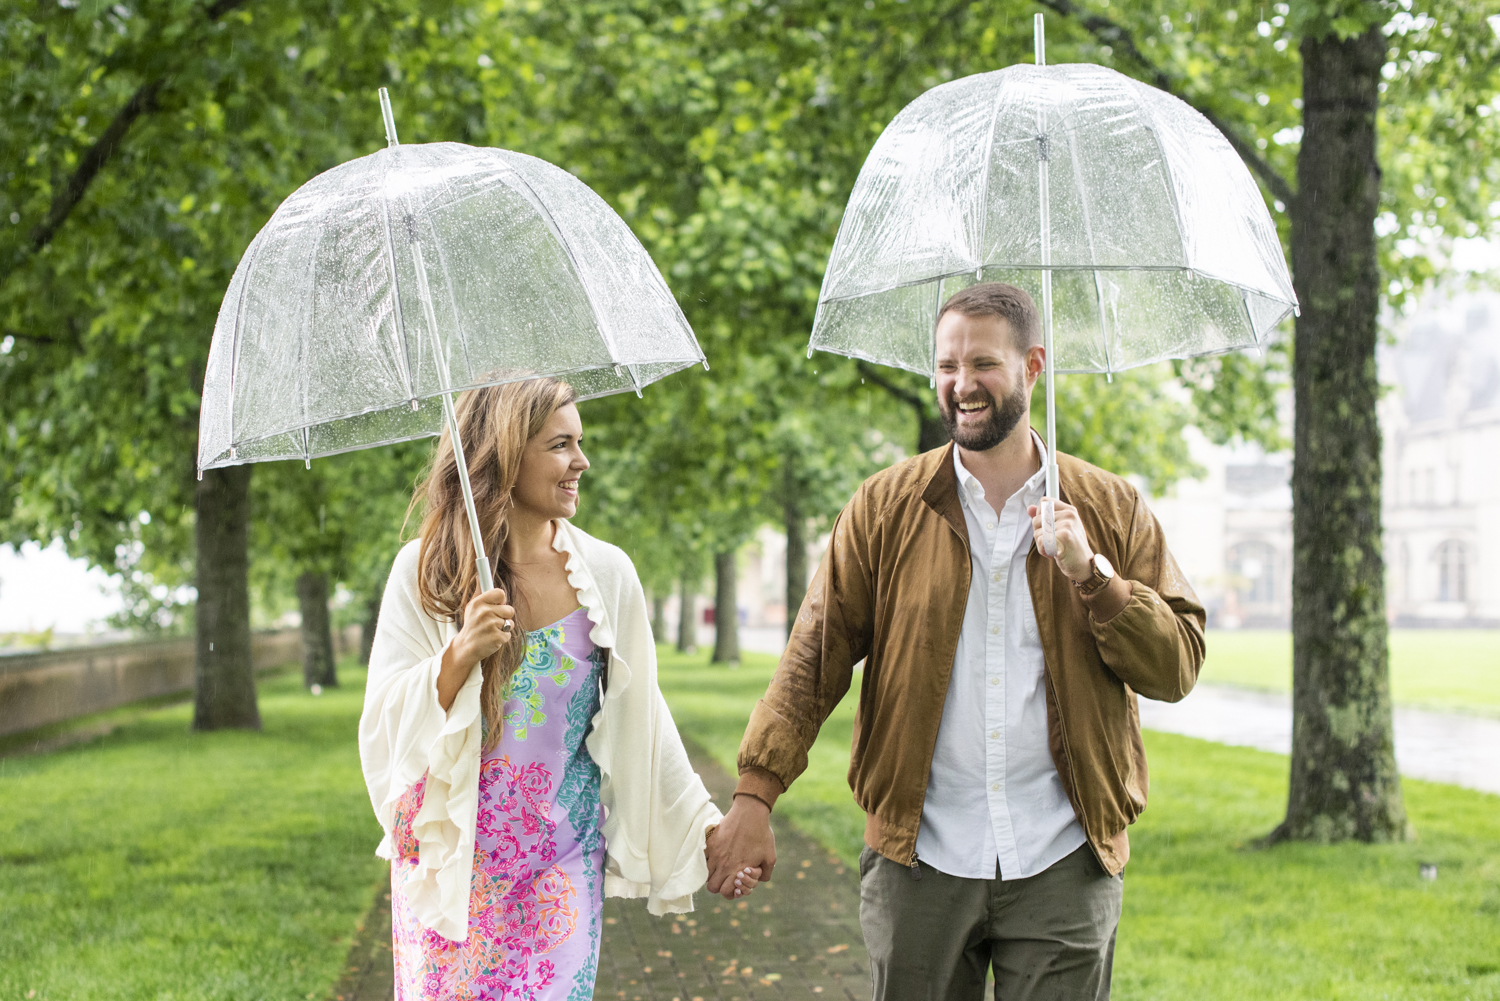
359, 378, 759, 1000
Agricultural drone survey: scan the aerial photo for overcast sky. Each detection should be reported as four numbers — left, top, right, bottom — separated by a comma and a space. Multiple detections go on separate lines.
0, 541, 123, 634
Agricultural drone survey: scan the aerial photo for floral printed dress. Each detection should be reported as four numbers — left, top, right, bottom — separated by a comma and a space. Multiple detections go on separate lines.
390, 607, 606, 1001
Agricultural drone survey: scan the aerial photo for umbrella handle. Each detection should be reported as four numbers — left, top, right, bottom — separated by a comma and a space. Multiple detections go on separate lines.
1040, 497, 1057, 558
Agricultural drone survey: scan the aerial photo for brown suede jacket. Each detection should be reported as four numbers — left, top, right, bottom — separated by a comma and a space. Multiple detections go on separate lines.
735, 442, 1206, 876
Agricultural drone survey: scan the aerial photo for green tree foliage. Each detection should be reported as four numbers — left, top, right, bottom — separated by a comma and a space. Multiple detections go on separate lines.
0, 1, 499, 723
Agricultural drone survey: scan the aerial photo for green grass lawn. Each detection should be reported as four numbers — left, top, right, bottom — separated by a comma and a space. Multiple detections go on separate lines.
1202, 629, 1500, 715
657, 646, 1500, 1000
0, 663, 384, 1001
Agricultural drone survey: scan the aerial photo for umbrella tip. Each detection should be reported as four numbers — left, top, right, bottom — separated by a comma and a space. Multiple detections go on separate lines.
1034, 13, 1045, 66
196, 468, 202, 481
701, 359, 710, 371
379, 88, 399, 148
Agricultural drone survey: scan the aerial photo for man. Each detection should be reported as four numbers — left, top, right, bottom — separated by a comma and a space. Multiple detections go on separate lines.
704, 282, 1205, 1000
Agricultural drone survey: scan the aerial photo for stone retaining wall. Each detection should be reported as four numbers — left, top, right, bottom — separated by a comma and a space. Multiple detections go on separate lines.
0, 628, 356, 737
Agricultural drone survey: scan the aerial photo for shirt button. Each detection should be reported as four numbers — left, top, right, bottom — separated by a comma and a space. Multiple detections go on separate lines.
986, 521, 996, 530
992, 572, 1001, 582
989, 730, 999, 739
990, 625, 999, 635
989, 677, 999, 686
991, 783, 1000, 792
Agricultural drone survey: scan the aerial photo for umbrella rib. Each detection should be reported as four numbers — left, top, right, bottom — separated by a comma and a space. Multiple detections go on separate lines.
1094, 270, 1115, 380
1060, 117, 1113, 377
225, 228, 268, 462
1128, 81, 1191, 267
1243, 289, 1263, 354
973, 78, 1009, 277
495, 157, 622, 372
378, 152, 419, 405
422, 213, 478, 386
298, 190, 337, 457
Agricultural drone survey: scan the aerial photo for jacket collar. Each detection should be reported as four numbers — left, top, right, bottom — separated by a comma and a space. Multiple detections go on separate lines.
920, 442, 969, 544
921, 431, 1067, 547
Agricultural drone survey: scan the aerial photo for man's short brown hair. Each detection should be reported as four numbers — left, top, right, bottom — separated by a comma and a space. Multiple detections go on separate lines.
937, 281, 1040, 352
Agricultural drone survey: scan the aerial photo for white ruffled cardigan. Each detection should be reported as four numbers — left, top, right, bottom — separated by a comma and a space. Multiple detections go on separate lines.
358, 520, 722, 942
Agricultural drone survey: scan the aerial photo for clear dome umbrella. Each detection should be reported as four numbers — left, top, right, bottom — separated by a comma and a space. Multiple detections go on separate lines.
198, 89, 706, 591
808, 15, 1297, 552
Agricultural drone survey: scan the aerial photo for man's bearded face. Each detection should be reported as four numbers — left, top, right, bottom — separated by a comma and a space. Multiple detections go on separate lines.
938, 365, 1030, 452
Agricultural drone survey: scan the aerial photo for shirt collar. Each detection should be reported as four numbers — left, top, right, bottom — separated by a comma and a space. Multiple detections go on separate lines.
953, 430, 1048, 509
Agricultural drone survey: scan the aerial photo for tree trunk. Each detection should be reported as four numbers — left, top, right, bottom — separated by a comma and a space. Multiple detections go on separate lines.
677, 566, 698, 653
1274, 26, 1406, 843
193, 464, 261, 731
296, 570, 338, 689
359, 593, 380, 666
917, 410, 950, 453
784, 473, 808, 642
712, 549, 739, 664
651, 592, 669, 646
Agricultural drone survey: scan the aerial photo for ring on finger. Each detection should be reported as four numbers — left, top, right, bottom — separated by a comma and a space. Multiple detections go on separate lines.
502, 619, 514, 633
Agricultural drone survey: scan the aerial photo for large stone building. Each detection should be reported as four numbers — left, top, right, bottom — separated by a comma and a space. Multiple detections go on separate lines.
1152, 289, 1500, 628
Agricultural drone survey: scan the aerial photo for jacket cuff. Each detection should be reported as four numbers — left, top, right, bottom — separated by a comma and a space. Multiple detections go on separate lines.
734, 766, 786, 810
1083, 575, 1134, 625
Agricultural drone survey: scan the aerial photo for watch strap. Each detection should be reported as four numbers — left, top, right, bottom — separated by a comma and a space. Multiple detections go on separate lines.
1073, 555, 1112, 597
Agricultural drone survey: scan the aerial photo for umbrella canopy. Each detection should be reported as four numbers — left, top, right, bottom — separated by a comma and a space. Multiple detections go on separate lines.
198, 120, 702, 473
808, 17, 1296, 551
198, 90, 705, 590
809, 54, 1297, 377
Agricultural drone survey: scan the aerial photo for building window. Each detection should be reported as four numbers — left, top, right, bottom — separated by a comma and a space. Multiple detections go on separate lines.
1231, 542, 1278, 606
1436, 540, 1467, 603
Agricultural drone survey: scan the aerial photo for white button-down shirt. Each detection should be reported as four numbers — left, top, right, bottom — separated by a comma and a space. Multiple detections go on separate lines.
914, 436, 1087, 880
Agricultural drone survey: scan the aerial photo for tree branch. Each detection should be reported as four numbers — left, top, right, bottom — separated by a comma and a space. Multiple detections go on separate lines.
1036, 0, 1297, 209
2, 327, 65, 346
28, 79, 164, 252
24, 0, 253, 256
856, 360, 927, 410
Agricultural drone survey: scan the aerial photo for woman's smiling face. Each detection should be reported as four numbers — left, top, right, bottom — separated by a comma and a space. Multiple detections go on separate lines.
512, 402, 589, 521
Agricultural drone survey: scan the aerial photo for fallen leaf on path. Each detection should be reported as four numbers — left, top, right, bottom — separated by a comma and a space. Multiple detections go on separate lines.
827, 944, 849, 954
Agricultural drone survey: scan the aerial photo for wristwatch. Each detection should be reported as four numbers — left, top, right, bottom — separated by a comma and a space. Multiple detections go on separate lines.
1073, 553, 1116, 597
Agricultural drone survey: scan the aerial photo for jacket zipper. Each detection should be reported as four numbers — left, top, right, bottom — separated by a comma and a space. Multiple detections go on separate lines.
909, 850, 922, 881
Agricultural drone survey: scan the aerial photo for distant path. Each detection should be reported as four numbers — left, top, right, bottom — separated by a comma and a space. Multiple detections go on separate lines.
744, 629, 1500, 797
1136, 685, 1500, 796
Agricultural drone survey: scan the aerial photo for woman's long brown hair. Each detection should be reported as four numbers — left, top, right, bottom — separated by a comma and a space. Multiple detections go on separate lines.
407, 377, 578, 748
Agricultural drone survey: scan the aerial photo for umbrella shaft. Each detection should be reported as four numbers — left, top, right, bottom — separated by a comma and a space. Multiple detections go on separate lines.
1038, 153, 1059, 502
413, 240, 496, 595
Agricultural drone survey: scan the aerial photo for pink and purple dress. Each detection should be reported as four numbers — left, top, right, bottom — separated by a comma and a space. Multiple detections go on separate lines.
390, 608, 606, 1001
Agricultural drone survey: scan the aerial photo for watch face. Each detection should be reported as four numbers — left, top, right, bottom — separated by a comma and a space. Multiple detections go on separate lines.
1094, 554, 1115, 579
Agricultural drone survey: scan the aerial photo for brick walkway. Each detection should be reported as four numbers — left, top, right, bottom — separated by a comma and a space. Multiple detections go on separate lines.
337, 737, 871, 1001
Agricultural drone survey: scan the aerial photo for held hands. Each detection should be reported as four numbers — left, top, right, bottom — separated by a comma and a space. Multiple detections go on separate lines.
1027, 499, 1095, 583
705, 795, 777, 900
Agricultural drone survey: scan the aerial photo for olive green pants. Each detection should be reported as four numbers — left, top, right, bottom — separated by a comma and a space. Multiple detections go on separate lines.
858, 843, 1123, 1001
